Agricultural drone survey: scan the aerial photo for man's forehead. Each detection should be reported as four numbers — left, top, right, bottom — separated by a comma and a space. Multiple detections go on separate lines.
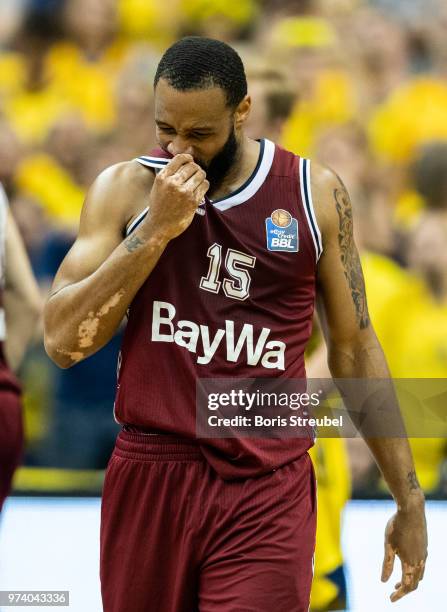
154, 79, 230, 126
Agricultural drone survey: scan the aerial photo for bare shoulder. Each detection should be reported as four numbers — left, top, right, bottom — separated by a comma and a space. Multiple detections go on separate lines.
48, 161, 156, 294
80, 160, 155, 235
308, 161, 348, 238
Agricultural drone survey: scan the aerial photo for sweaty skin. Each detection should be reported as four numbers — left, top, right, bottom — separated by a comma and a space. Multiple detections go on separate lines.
44, 154, 211, 368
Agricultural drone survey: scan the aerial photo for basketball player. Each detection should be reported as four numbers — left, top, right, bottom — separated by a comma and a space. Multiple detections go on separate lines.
0, 184, 41, 513
43, 38, 427, 611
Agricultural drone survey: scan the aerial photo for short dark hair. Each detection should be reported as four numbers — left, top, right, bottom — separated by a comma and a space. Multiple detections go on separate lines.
154, 37, 247, 108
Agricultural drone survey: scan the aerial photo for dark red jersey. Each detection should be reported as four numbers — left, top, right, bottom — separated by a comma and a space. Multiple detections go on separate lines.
114, 139, 323, 479
0, 185, 21, 395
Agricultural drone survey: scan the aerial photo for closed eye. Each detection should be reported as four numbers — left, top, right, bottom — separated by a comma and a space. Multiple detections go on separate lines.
158, 126, 176, 134
190, 132, 212, 139
156, 124, 213, 139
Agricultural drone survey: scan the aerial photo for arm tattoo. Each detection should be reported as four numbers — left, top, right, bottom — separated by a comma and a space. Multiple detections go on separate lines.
407, 470, 420, 491
334, 184, 370, 329
124, 234, 144, 253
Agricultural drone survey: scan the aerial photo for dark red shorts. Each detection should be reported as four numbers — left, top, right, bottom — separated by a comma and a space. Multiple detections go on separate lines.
0, 390, 24, 512
100, 430, 316, 612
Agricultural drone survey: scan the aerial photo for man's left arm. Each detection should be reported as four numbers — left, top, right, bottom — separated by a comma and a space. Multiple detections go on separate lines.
311, 162, 428, 602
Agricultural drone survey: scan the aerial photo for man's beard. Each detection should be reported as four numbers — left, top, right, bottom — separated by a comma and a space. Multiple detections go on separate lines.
196, 127, 239, 193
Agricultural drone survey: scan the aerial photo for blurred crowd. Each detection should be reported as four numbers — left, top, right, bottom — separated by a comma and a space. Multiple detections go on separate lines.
1, 0, 447, 497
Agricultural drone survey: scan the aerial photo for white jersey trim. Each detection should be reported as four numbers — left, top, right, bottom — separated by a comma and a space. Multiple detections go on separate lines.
136, 156, 169, 169
212, 138, 275, 211
299, 157, 323, 261
132, 138, 275, 214
126, 206, 150, 236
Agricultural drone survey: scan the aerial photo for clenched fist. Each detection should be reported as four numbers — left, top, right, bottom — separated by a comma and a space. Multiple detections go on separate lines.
144, 153, 209, 241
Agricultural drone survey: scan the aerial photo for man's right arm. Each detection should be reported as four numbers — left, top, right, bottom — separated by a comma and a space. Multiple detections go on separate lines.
44, 154, 208, 368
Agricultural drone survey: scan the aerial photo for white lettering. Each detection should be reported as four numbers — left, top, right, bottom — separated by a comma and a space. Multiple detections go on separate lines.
261, 341, 286, 370
197, 325, 225, 365
226, 320, 270, 365
150, 300, 286, 371
174, 320, 200, 352
151, 301, 176, 341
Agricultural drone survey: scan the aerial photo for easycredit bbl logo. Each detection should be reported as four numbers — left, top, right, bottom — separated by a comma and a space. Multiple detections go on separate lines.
265, 209, 299, 252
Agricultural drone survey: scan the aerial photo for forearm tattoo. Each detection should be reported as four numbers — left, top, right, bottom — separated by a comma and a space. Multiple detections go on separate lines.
124, 235, 144, 253
334, 183, 370, 329
407, 470, 421, 491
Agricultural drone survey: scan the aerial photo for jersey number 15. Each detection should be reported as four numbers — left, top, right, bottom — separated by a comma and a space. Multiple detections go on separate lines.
199, 243, 256, 301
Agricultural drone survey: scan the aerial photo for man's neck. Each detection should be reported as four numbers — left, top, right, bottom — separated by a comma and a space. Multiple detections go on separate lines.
208, 137, 261, 201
